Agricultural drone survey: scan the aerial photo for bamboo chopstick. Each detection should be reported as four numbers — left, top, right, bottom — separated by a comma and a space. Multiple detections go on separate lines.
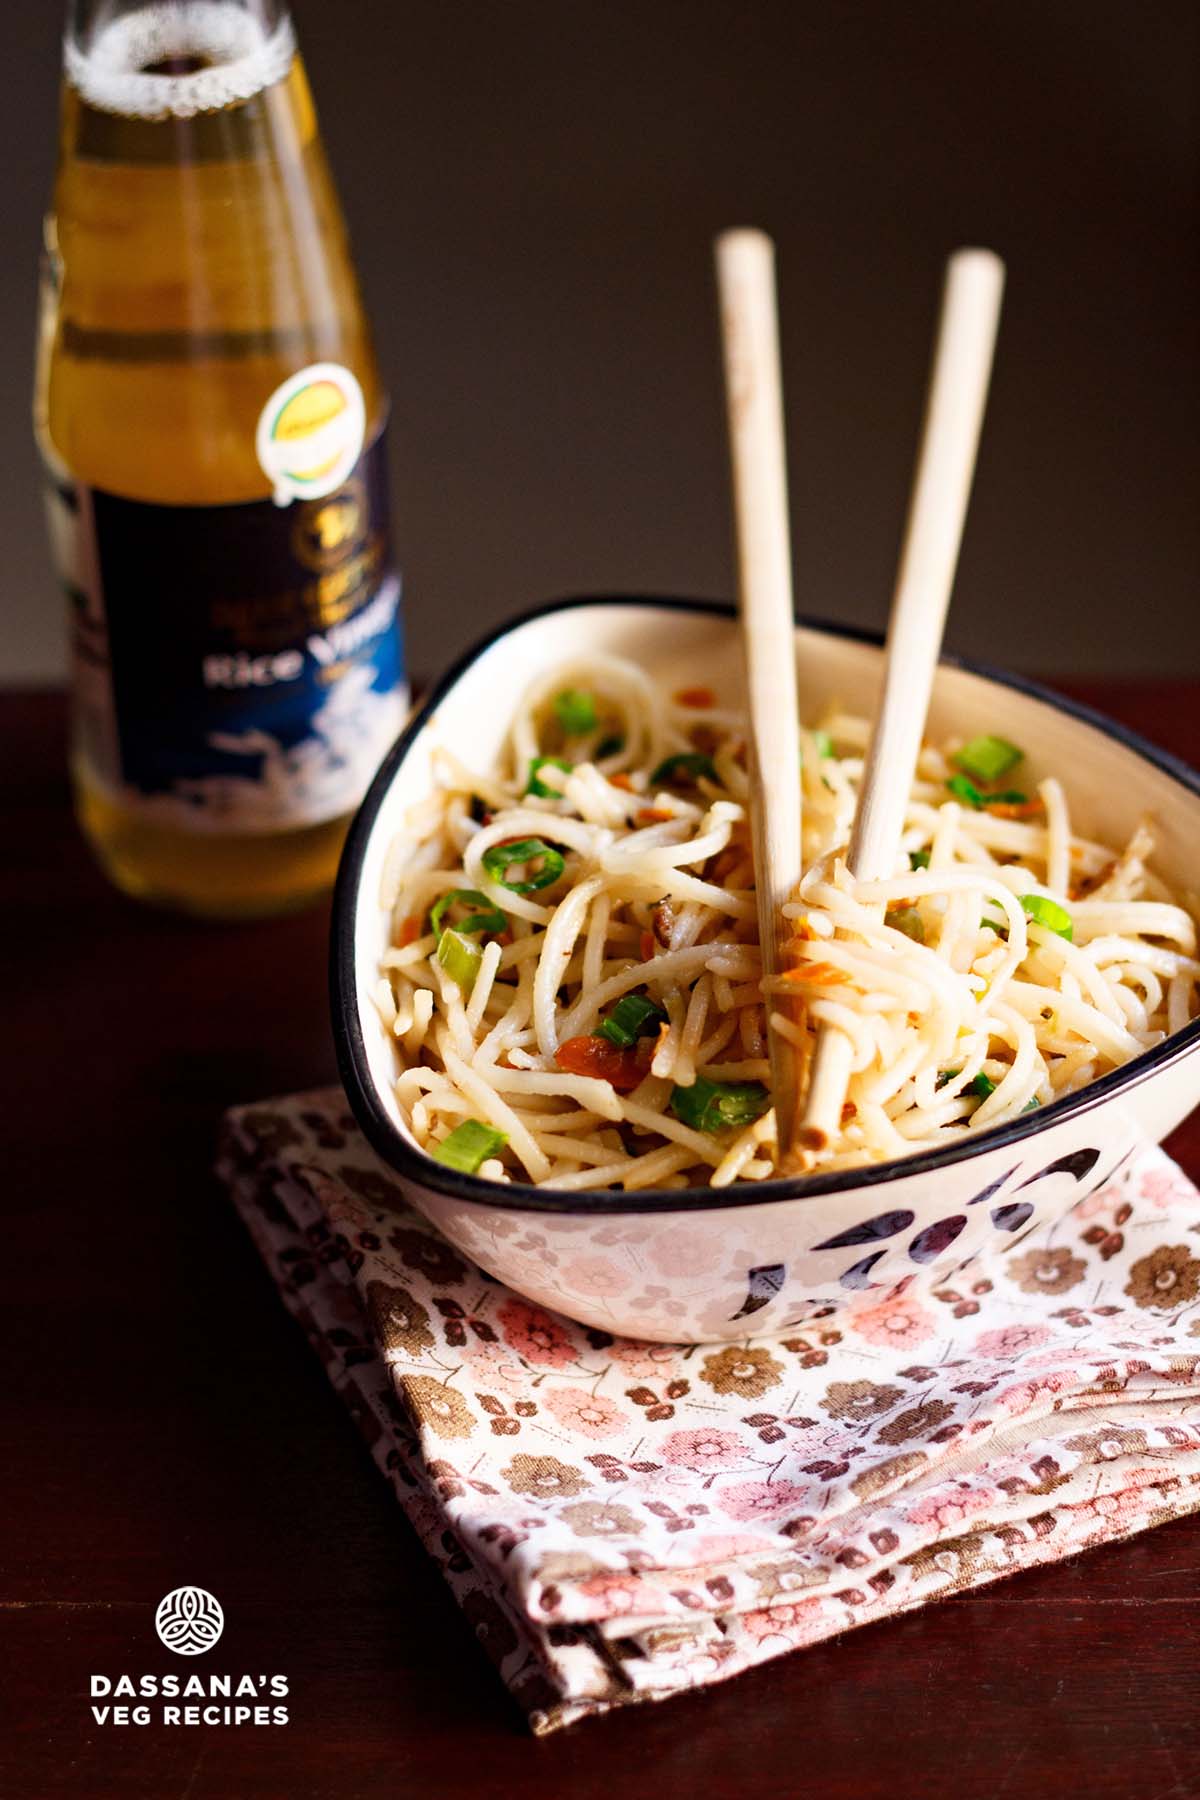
798, 247, 1006, 1151
714, 228, 804, 1165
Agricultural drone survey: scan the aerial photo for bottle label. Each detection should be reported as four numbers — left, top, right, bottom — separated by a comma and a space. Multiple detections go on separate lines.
256, 362, 367, 508
54, 427, 406, 834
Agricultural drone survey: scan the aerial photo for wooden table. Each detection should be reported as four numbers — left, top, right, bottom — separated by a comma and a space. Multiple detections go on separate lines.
4, 685, 1198, 1800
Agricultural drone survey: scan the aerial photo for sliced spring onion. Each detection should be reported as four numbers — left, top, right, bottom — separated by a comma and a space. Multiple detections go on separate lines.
437, 927, 483, 992
802, 730, 834, 764
669, 1077, 769, 1133
1020, 894, 1074, 941
953, 734, 1024, 784
526, 755, 572, 798
595, 992, 666, 1048
481, 838, 566, 893
910, 849, 931, 871
945, 774, 1028, 810
938, 1068, 997, 1100
429, 888, 507, 940
650, 751, 717, 787
595, 733, 625, 759
554, 689, 598, 735
1022, 1097, 1041, 1113
885, 905, 925, 944
431, 1119, 508, 1173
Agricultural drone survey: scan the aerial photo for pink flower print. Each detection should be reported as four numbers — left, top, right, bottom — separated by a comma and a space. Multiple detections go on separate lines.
742, 1600, 822, 1644
973, 1323, 1053, 1360
648, 1223, 725, 1278
464, 1340, 536, 1394
1074, 1186, 1119, 1220
848, 1293, 936, 1349
905, 1482, 998, 1531
576, 1572, 646, 1616
543, 1385, 628, 1440
559, 1254, 627, 1298
1137, 1166, 1190, 1212
716, 1480, 810, 1522
496, 1299, 577, 1367
609, 1339, 680, 1380
690, 1532, 779, 1561
661, 1428, 750, 1473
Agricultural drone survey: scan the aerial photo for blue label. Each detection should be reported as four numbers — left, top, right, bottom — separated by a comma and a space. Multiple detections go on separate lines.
82, 431, 406, 831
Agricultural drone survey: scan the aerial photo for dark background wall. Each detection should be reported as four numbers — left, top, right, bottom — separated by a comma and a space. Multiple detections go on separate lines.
5, 0, 1197, 682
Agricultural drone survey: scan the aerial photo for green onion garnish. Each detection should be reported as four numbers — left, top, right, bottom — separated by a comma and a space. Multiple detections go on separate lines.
885, 905, 925, 944
802, 730, 834, 763
946, 774, 1028, 810
938, 1067, 997, 1099
554, 690, 597, 735
650, 751, 717, 788
1020, 894, 1073, 941
429, 888, 507, 941
595, 993, 665, 1048
1022, 1096, 1041, 1113
481, 838, 566, 893
669, 1077, 769, 1134
526, 755, 572, 798
910, 849, 931, 871
431, 1119, 508, 1173
437, 927, 483, 993
953, 735, 1024, 784
595, 734, 625, 759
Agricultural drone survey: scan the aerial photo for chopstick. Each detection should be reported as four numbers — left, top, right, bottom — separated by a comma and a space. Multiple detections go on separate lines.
798, 247, 1006, 1151
714, 228, 805, 1165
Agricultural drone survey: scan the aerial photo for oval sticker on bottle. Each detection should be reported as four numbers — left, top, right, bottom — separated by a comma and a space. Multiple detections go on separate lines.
256, 362, 366, 507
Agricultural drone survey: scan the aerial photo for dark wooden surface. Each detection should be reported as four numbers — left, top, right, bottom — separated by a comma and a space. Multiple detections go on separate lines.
3, 686, 1199, 1800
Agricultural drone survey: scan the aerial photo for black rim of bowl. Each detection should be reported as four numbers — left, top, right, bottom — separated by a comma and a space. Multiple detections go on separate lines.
331, 594, 1200, 1215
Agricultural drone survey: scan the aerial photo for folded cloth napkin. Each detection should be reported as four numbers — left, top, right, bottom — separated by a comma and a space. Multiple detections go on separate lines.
219, 1089, 1200, 1734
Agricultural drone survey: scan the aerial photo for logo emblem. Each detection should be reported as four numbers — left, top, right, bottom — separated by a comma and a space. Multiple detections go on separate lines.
154, 1587, 225, 1656
256, 362, 366, 508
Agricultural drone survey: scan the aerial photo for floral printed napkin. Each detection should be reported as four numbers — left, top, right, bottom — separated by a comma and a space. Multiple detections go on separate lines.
218, 1090, 1200, 1734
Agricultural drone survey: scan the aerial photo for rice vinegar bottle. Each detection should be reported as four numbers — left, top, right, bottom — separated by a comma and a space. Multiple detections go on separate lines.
34, 0, 406, 916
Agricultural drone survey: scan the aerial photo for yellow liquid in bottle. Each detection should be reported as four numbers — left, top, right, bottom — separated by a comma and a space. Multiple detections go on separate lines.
37, 21, 399, 917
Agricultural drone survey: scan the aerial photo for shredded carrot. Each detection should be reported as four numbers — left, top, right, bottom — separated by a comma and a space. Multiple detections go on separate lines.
781, 961, 856, 988
398, 916, 421, 947
674, 685, 716, 709
609, 773, 635, 791
636, 807, 673, 825
984, 798, 1045, 820
640, 930, 657, 961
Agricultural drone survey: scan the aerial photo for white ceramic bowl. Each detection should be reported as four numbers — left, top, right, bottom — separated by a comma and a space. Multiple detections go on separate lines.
332, 597, 1200, 1343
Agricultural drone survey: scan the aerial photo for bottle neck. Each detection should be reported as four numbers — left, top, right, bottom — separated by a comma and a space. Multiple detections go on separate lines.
64, 1, 296, 120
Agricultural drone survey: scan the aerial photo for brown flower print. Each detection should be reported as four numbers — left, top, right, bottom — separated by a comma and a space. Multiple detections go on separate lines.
560, 1501, 644, 1539
700, 1345, 784, 1398
396, 1375, 477, 1440
461, 1589, 520, 1663
1006, 1245, 1086, 1296
387, 1226, 468, 1287
876, 1400, 956, 1445
850, 1450, 928, 1501
502, 1453, 589, 1499
1063, 1425, 1151, 1461
366, 1279, 435, 1357
338, 1164, 407, 1211
1124, 1245, 1200, 1312
821, 1380, 905, 1423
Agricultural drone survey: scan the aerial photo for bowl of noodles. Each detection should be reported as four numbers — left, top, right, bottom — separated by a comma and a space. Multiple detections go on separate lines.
332, 596, 1200, 1343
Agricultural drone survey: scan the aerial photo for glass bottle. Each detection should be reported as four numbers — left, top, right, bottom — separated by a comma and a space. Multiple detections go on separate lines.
34, 0, 405, 916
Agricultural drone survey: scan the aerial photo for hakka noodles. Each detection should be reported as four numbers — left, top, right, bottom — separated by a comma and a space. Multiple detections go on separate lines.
373, 653, 1199, 1191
